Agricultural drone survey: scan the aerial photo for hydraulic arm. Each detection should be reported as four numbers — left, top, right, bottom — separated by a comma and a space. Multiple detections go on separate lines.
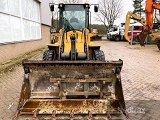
124, 11, 146, 42
138, 0, 160, 46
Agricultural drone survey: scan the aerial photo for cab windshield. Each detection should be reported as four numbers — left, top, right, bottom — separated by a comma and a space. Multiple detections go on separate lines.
59, 4, 88, 31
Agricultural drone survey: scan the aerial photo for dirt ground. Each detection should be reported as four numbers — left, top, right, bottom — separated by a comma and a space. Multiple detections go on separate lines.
0, 40, 160, 120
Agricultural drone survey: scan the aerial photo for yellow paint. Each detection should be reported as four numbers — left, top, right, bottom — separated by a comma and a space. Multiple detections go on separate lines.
47, 43, 59, 46
51, 33, 60, 41
48, 28, 101, 53
89, 42, 101, 47
63, 31, 85, 53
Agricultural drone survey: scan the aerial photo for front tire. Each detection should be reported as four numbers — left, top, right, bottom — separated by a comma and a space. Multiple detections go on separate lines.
42, 50, 55, 61
115, 36, 120, 41
93, 50, 105, 61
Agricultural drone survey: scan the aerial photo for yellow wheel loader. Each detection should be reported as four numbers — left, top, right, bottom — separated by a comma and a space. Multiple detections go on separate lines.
13, 3, 127, 120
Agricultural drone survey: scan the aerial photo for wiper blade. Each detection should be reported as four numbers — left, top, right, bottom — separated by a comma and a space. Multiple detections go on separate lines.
63, 17, 74, 30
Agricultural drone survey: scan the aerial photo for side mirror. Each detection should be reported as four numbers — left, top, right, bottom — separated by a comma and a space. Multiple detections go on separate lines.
94, 6, 98, 12
50, 5, 54, 12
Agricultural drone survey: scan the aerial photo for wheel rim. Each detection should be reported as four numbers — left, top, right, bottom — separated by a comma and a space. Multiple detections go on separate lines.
115, 37, 119, 41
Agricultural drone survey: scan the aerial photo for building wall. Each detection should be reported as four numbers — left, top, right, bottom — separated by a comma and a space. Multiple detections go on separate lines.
40, 0, 52, 26
0, 0, 51, 65
0, 25, 50, 64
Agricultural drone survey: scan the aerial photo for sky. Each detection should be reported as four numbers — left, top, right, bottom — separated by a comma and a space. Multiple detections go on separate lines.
114, 0, 134, 25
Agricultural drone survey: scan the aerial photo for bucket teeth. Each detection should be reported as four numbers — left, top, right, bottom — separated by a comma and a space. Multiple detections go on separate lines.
51, 110, 56, 120
88, 111, 93, 120
32, 111, 37, 120
70, 111, 74, 119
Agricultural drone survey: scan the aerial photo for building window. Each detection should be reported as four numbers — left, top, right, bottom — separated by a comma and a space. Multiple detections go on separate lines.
0, 0, 9, 13
0, 0, 41, 44
0, 13, 11, 42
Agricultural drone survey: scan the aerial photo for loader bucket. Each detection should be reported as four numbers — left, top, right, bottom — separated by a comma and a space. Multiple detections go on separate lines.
15, 60, 127, 119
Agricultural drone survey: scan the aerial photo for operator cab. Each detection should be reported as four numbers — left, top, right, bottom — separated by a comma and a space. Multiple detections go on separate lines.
58, 4, 90, 31
50, 3, 98, 32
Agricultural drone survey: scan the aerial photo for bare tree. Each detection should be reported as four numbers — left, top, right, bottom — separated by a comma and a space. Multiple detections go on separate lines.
96, 0, 123, 29
133, 0, 144, 17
